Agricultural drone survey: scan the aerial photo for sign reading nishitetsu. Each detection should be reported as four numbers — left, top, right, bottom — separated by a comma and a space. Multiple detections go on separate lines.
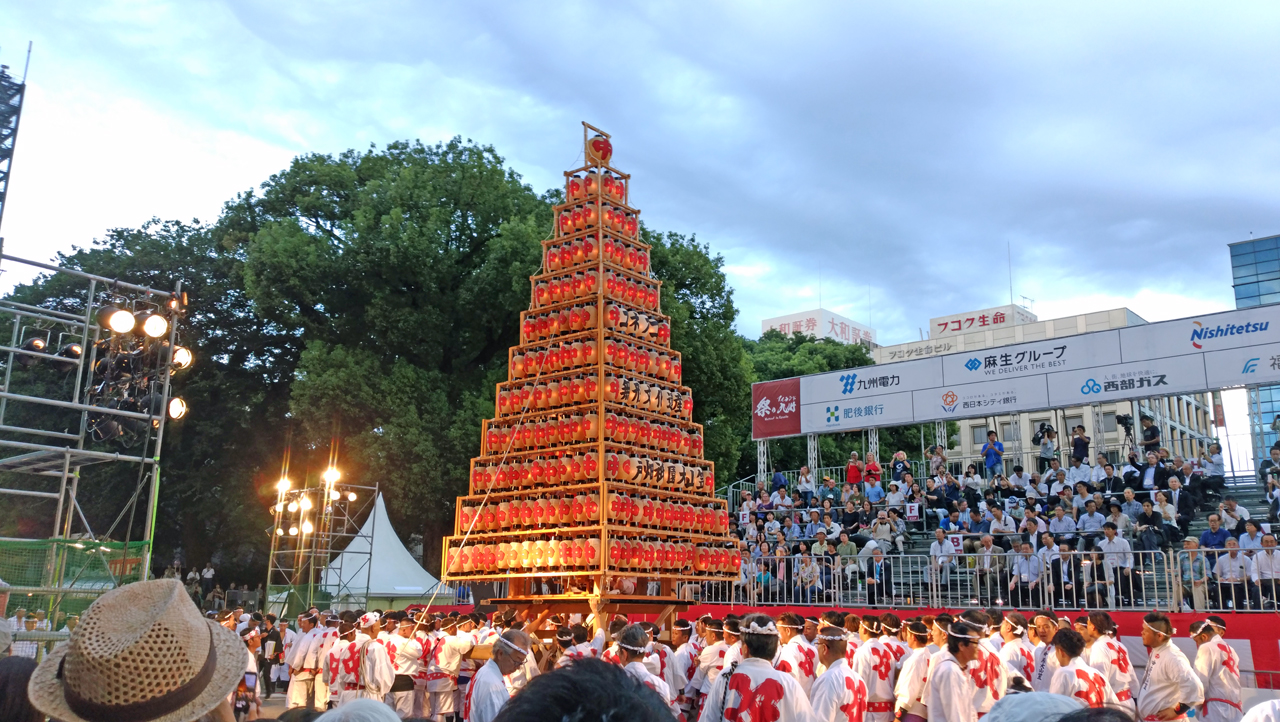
441, 124, 738, 596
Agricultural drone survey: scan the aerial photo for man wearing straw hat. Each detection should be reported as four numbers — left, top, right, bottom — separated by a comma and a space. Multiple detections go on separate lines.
27, 578, 247, 722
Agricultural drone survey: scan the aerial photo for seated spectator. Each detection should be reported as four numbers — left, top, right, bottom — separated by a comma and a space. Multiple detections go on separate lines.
1134, 499, 1167, 557
969, 535, 1006, 603
836, 531, 858, 562
940, 510, 964, 533
1089, 453, 1110, 485
1048, 505, 1077, 545
1018, 506, 1047, 543
1199, 513, 1231, 560
1047, 542, 1084, 607
967, 509, 990, 537
866, 480, 885, 505
1153, 490, 1182, 544
781, 515, 802, 541
1036, 532, 1059, 564
1076, 499, 1105, 550
1008, 464, 1032, 490
929, 528, 957, 590
1071, 484, 1091, 516
1119, 487, 1143, 523
1255, 533, 1279, 608
821, 512, 841, 538
769, 486, 793, 510
1008, 541, 1044, 608
961, 464, 984, 494
870, 509, 904, 554
1220, 496, 1250, 536
884, 481, 906, 511
988, 505, 1017, 550
839, 500, 858, 529
794, 554, 823, 602
738, 490, 755, 517
817, 476, 841, 506
1212, 538, 1261, 610
755, 490, 774, 514
841, 482, 859, 506
995, 474, 1023, 500
1065, 456, 1092, 488
1241, 520, 1264, 555
1104, 502, 1131, 538
763, 511, 780, 536
804, 510, 824, 539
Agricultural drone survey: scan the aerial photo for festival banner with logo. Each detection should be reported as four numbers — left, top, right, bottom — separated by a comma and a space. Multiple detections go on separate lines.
753, 306, 1280, 439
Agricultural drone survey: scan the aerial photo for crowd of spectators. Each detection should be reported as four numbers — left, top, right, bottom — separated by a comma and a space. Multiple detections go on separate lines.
727, 420, 1280, 612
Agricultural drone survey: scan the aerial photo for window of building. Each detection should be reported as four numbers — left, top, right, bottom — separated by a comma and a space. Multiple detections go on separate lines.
1065, 415, 1084, 433
971, 425, 989, 446
1001, 422, 1018, 441
1102, 412, 1117, 433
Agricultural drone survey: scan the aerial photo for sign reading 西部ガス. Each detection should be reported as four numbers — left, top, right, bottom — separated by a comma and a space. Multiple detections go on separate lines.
754, 304, 1280, 439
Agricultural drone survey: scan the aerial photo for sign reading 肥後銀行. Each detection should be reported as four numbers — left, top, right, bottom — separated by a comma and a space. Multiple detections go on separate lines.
752, 305, 1280, 439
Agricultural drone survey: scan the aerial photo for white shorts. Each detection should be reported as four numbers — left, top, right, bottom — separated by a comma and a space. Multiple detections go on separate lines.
428, 689, 456, 718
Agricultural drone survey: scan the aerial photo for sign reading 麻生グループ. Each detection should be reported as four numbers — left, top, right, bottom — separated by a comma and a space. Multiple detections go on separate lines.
751, 306, 1280, 439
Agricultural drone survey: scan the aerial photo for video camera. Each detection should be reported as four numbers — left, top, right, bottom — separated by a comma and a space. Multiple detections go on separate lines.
1031, 422, 1055, 446
1115, 414, 1133, 431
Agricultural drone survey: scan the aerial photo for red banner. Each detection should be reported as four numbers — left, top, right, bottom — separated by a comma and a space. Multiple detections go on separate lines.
752, 378, 801, 439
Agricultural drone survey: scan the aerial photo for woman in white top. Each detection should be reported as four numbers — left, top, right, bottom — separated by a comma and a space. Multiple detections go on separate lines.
1153, 491, 1179, 540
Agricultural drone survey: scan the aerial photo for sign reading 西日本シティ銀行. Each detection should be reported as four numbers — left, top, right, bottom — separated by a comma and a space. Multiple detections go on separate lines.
752, 305, 1280, 439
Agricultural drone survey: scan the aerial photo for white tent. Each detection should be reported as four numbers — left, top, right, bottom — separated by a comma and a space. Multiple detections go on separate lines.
320, 493, 450, 605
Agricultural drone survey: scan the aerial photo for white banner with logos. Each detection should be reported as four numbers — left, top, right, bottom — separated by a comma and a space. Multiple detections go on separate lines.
779, 306, 1280, 437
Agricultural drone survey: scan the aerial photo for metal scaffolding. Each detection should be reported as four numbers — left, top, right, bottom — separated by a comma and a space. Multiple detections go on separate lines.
266, 481, 378, 615
0, 248, 185, 592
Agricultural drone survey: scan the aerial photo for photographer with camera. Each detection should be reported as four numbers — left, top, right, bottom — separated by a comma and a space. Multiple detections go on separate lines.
1033, 423, 1057, 473
1070, 425, 1090, 462
1199, 442, 1227, 497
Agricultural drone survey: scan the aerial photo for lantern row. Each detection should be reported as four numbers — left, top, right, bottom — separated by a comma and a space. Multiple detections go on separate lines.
469, 450, 714, 496
565, 169, 628, 207
443, 537, 744, 578
457, 493, 729, 536
510, 337, 683, 385
543, 234, 651, 277
556, 202, 638, 240
534, 270, 659, 312
520, 304, 670, 347
481, 410, 704, 458
497, 375, 691, 421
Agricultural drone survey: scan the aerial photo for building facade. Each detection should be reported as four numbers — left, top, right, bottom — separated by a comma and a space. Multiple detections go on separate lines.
762, 307, 877, 346
874, 306, 1216, 470
1230, 234, 1280, 458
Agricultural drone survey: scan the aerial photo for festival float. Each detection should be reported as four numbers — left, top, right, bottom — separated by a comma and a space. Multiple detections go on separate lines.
441, 123, 738, 627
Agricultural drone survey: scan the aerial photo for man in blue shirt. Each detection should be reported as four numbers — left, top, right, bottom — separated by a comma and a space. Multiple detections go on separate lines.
981, 430, 1004, 480
770, 466, 787, 493
865, 483, 885, 504
817, 476, 841, 506
1198, 513, 1231, 562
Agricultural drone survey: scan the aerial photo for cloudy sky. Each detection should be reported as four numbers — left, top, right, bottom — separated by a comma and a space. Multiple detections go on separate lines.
2, 1, 1278, 346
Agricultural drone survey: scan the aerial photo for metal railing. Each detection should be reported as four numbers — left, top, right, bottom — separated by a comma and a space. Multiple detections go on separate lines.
1172, 549, 1280, 612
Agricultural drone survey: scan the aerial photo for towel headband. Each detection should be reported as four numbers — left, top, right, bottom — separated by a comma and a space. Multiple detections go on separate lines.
496, 635, 530, 655
743, 621, 780, 636
1144, 620, 1174, 637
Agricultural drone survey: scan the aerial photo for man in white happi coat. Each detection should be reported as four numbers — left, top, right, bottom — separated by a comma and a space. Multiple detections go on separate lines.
465, 630, 529, 722
878, 615, 908, 671
285, 611, 323, 708
313, 616, 342, 709
698, 614, 816, 722
893, 621, 931, 722
424, 615, 475, 721
775, 613, 818, 697
273, 619, 298, 693
323, 615, 395, 707
1047, 628, 1119, 708
1192, 618, 1244, 722
642, 621, 680, 699
958, 611, 1007, 717
812, 624, 868, 722
720, 621, 745, 674
996, 612, 1036, 686
850, 615, 894, 721
686, 619, 728, 713
389, 616, 426, 719
1030, 610, 1061, 693
1137, 612, 1205, 721
925, 620, 981, 722
617, 623, 683, 720
670, 619, 699, 718
1083, 612, 1136, 710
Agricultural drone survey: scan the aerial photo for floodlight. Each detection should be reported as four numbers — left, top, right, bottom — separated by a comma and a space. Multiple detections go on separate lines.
287, 501, 299, 513
299, 496, 313, 511
96, 306, 135, 334
17, 337, 46, 367
347, 492, 357, 502
322, 467, 341, 484
276, 477, 291, 492
172, 346, 194, 369
301, 520, 314, 534
288, 526, 298, 536
168, 397, 188, 420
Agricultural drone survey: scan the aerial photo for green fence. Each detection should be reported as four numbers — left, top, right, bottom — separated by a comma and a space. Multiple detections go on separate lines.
0, 538, 150, 622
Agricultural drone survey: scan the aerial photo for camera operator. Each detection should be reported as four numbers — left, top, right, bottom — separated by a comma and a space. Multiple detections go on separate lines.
1140, 416, 1161, 454
1034, 423, 1057, 474
1070, 425, 1090, 462
1199, 443, 1226, 497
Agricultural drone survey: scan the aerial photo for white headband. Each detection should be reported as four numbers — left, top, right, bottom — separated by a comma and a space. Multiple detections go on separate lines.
948, 628, 984, 641
775, 622, 803, 629
496, 635, 530, 655
1143, 620, 1174, 637
816, 631, 846, 641
618, 642, 648, 653
744, 621, 780, 636
1006, 623, 1026, 635
881, 623, 900, 633
859, 621, 880, 634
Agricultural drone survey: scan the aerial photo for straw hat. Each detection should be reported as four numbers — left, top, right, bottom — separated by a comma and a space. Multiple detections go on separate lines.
28, 578, 246, 722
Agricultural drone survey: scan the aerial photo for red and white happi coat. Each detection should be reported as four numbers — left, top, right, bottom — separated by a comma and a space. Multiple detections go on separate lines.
1049, 657, 1119, 709
624, 660, 684, 721
967, 639, 1008, 716
698, 657, 817, 722
673, 642, 700, 701
998, 636, 1037, 685
1194, 635, 1243, 722
811, 658, 868, 722
850, 638, 896, 714
1087, 636, 1136, 706
776, 637, 819, 697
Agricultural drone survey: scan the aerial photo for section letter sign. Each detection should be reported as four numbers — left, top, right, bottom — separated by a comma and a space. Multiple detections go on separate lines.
752, 378, 801, 439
